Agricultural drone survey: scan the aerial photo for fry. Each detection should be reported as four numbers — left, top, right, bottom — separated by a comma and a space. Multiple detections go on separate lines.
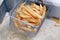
39, 4, 43, 15
29, 22, 36, 26
19, 11, 31, 18
55, 23, 60, 26
42, 11, 46, 18
32, 7, 40, 14
40, 4, 43, 10
52, 18, 59, 23
27, 25, 31, 29
27, 18, 37, 23
20, 27, 35, 32
16, 3, 25, 13
16, 13, 21, 19
39, 5, 46, 18
31, 4, 40, 10
20, 15, 30, 18
26, 5, 43, 19
22, 6, 37, 18
22, 9, 34, 18
58, 21, 60, 23
35, 19, 41, 26
14, 20, 19, 28
22, 18, 29, 22
14, 20, 35, 32
52, 18, 60, 24
14, 20, 22, 28
22, 9, 31, 16
43, 5, 46, 11
14, 20, 25, 31
14, 20, 25, 32
22, 8, 36, 19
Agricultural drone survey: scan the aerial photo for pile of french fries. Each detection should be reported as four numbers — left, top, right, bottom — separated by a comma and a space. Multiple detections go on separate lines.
13, 3, 46, 32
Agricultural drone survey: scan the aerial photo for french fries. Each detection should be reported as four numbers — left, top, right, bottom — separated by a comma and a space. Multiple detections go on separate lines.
22, 9, 31, 16
32, 7, 40, 14
22, 9, 34, 19
22, 6, 37, 18
14, 3, 46, 32
16, 13, 21, 19
26, 5, 43, 19
14, 20, 35, 32
16, 3, 25, 13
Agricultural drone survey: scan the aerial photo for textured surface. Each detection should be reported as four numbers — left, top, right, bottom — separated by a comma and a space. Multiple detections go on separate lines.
0, 12, 60, 40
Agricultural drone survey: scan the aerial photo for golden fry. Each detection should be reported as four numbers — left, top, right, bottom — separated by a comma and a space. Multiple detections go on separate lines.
18, 11, 31, 18
22, 18, 29, 22
14, 20, 35, 32
42, 11, 46, 18
55, 23, 60, 26
27, 18, 37, 23
31, 4, 40, 10
22, 6, 37, 18
16, 3, 25, 13
14, 20, 25, 31
52, 18, 60, 24
32, 7, 40, 14
22, 9, 31, 16
26, 5, 43, 19
43, 5, 46, 11
27, 25, 31, 29
22, 9, 35, 19
16, 13, 21, 19
22, 8, 36, 19
40, 4, 43, 10
20, 15, 30, 18
13, 20, 22, 29
20, 27, 35, 32
52, 18, 59, 22
14, 20, 19, 28
35, 19, 41, 26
